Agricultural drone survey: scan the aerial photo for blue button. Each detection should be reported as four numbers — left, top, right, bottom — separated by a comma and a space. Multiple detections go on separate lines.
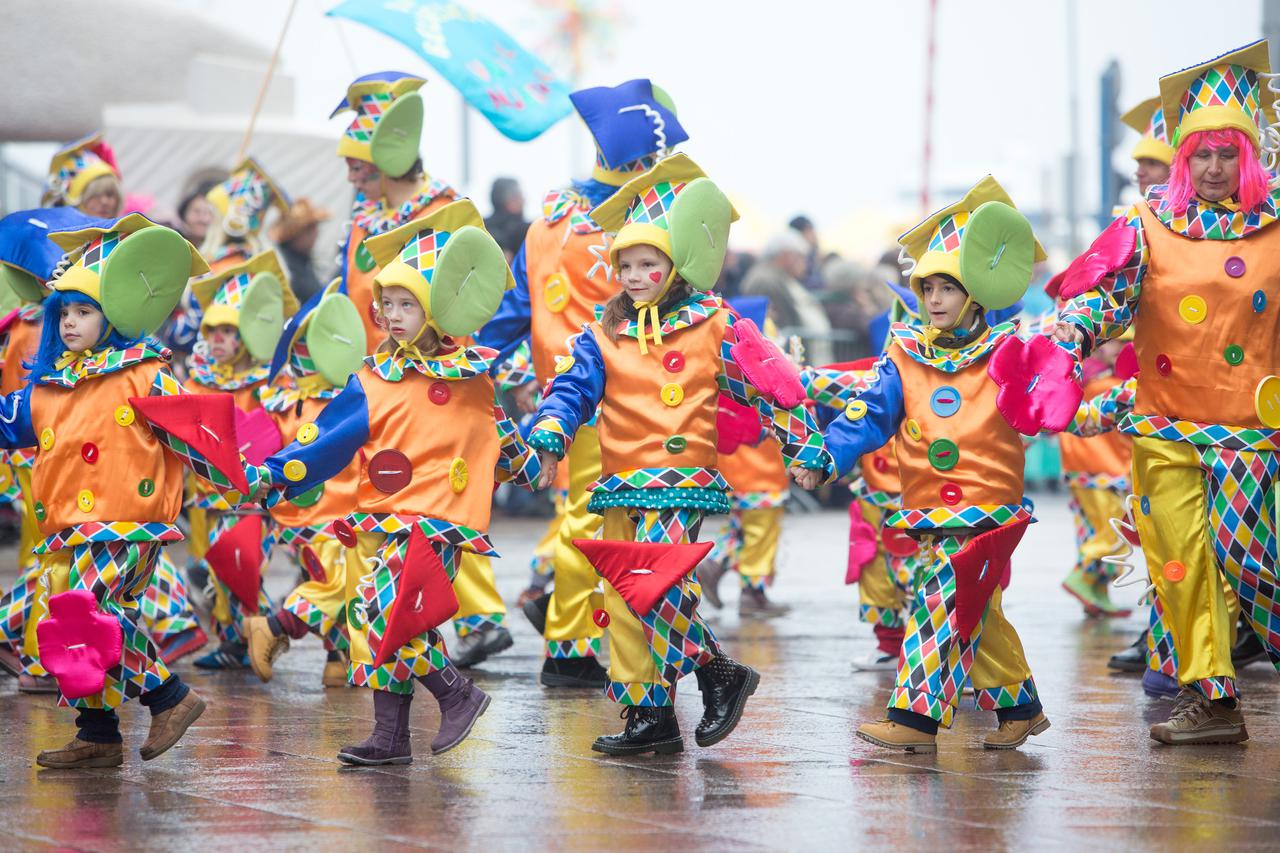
930, 385, 962, 418
1140, 496, 1151, 515
1254, 290, 1267, 313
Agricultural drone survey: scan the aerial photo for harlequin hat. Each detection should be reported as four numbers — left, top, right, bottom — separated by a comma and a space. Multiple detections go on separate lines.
48, 213, 209, 338
44, 133, 120, 207
268, 278, 367, 385
591, 154, 739, 292
365, 199, 514, 338
1121, 97, 1174, 166
1160, 40, 1276, 148
0, 207, 102, 303
191, 249, 299, 361
206, 158, 291, 239
570, 79, 689, 186
333, 71, 426, 177
899, 175, 1046, 311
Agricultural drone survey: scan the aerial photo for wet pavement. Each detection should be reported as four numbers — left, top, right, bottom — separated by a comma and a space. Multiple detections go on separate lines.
2, 492, 1280, 851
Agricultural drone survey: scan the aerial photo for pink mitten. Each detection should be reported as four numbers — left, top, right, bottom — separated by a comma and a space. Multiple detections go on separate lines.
235, 407, 283, 467
1057, 218, 1137, 300
1114, 342, 1139, 380
846, 503, 877, 584
36, 590, 123, 699
716, 396, 766, 455
729, 318, 806, 408
989, 335, 1083, 435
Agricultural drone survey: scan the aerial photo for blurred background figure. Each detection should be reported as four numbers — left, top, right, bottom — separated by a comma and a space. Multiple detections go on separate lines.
485, 176, 529, 263
741, 229, 834, 365
788, 214, 824, 291
177, 183, 219, 247
269, 198, 332, 302
820, 257, 892, 361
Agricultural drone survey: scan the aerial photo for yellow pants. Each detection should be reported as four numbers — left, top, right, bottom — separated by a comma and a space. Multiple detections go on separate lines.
722, 506, 783, 590
856, 500, 911, 628
281, 536, 352, 651
452, 553, 507, 636
545, 425, 605, 657
1066, 482, 1126, 581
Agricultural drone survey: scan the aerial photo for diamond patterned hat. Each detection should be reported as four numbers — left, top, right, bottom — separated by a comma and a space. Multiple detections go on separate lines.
1159, 40, 1276, 148
1121, 97, 1174, 165
332, 71, 426, 166
206, 158, 291, 240
44, 133, 120, 207
191, 249, 298, 330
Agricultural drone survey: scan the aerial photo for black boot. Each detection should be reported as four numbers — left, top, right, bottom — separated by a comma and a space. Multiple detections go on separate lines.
693, 655, 760, 748
541, 656, 610, 688
1232, 617, 1269, 668
1107, 630, 1148, 673
337, 690, 413, 766
452, 624, 514, 669
591, 706, 683, 756
522, 591, 551, 635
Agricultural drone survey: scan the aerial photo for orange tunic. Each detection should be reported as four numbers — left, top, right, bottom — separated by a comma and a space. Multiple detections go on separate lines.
28, 362, 185, 538
1059, 374, 1131, 478
860, 438, 902, 495
268, 395, 361, 529
1, 318, 40, 397
718, 437, 789, 495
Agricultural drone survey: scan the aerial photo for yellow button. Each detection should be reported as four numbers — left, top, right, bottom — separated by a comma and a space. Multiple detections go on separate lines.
77, 489, 94, 513
844, 400, 867, 421
905, 418, 922, 441
660, 383, 684, 407
449, 457, 469, 493
114, 406, 135, 427
283, 460, 308, 482
554, 355, 575, 375
296, 423, 319, 445
1178, 294, 1207, 325
544, 274, 570, 313
38, 428, 54, 452
1256, 375, 1280, 429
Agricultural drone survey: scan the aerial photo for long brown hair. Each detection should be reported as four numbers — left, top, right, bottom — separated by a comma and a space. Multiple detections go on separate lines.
599, 278, 695, 343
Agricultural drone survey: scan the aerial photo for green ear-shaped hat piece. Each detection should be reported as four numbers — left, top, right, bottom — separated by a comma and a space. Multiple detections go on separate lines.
239, 271, 287, 361
371, 91, 424, 177
667, 178, 733, 291
305, 292, 367, 385
0, 264, 43, 307
429, 225, 511, 338
100, 226, 198, 338
957, 201, 1036, 311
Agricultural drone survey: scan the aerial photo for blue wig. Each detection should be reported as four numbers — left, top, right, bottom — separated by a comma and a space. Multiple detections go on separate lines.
26, 290, 140, 384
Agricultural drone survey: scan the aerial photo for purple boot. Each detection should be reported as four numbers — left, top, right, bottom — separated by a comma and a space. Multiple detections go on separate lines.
337, 690, 413, 765
420, 663, 491, 754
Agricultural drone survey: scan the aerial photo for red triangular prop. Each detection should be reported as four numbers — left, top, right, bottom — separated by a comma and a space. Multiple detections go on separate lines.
205, 514, 265, 609
235, 407, 283, 466
951, 519, 1029, 638
572, 539, 714, 615
374, 525, 459, 668
129, 393, 250, 493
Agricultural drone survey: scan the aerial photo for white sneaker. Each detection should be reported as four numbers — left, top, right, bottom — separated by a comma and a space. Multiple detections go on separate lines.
851, 650, 898, 672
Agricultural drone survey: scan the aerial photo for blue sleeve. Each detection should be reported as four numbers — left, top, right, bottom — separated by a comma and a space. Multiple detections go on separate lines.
0, 386, 35, 450
477, 242, 533, 372
265, 374, 371, 498
823, 356, 905, 479
527, 327, 606, 456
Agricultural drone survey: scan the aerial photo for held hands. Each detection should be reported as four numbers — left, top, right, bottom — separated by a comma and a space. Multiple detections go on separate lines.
536, 450, 559, 490
1052, 323, 1084, 346
512, 381, 538, 415
790, 466, 822, 490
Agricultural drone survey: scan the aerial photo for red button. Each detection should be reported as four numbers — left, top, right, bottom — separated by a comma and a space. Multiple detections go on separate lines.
881, 527, 919, 557
368, 449, 413, 494
662, 351, 685, 373
301, 545, 327, 583
873, 455, 889, 473
331, 519, 357, 548
1155, 354, 1172, 376
428, 382, 451, 405
1225, 256, 1246, 278
593, 609, 611, 628
940, 483, 963, 505
81, 442, 99, 464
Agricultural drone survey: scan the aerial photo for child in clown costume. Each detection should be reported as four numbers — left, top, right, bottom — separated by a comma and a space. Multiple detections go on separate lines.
825, 176, 1053, 753
1054, 41, 1280, 744
259, 199, 539, 765
42, 133, 124, 219
242, 280, 367, 687
185, 250, 298, 669
529, 155, 833, 755
0, 213, 268, 768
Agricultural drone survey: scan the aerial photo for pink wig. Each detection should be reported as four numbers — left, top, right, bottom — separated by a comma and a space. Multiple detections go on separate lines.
1164, 128, 1271, 215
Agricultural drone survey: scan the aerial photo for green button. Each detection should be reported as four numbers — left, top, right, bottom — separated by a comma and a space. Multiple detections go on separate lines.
290, 482, 325, 508
33, 502, 45, 522
663, 435, 688, 454
137, 479, 155, 498
927, 438, 959, 471
354, 242, 376, 273
1225, 344, 1245, 365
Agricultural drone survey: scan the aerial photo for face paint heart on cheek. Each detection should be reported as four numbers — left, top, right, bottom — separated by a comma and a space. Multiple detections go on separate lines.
649, 271, 663, 283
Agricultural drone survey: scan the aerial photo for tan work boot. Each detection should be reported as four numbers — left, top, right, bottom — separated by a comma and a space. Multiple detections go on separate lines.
245, 616, 290, 683
1150, 688, 1248, 745
856, 719, 937, 754
36, 738, 124, 769
322, 650, 350, 688
140, 689, 207, 761
984, 712, 1051, 749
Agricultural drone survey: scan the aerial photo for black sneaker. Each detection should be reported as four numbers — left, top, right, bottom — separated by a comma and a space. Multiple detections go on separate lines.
541, 656, 609, 688
1107, 631, 1148, 673
452, 625, 514, 669
693, 655, 760, 747
522, 592, 551, 635
1232, 619, 1269, 669
591, 706, 683, 756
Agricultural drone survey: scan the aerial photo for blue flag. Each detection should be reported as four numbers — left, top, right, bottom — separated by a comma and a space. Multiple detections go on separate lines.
328, 0, 573, 142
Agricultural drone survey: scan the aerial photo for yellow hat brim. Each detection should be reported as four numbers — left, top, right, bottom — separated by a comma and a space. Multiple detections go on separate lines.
1131, 136, 1175, 165
609, 222, 673, 269
336, 136, 373, 164
190, 250, 297, 317
52, 263, 102, 303
49, 213, 208, 279
201, 304, 240, 330
909, 250, 962, 292
65, 162, 117, 205
1160, 40, 1274, 147
364, 200, 488, 270
372, 260, 433, 320
590, 153, 740, 233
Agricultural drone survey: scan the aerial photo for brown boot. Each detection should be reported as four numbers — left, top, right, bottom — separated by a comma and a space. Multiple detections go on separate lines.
1150, 689, 1248, 745
36, 738, 124, 769
139, 690, 207, 761
245, 616, 289, 683
18, 673, 58, 694
856, 719, 937, 754
322, 651, 350, 689
984, 712, 1051, 749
